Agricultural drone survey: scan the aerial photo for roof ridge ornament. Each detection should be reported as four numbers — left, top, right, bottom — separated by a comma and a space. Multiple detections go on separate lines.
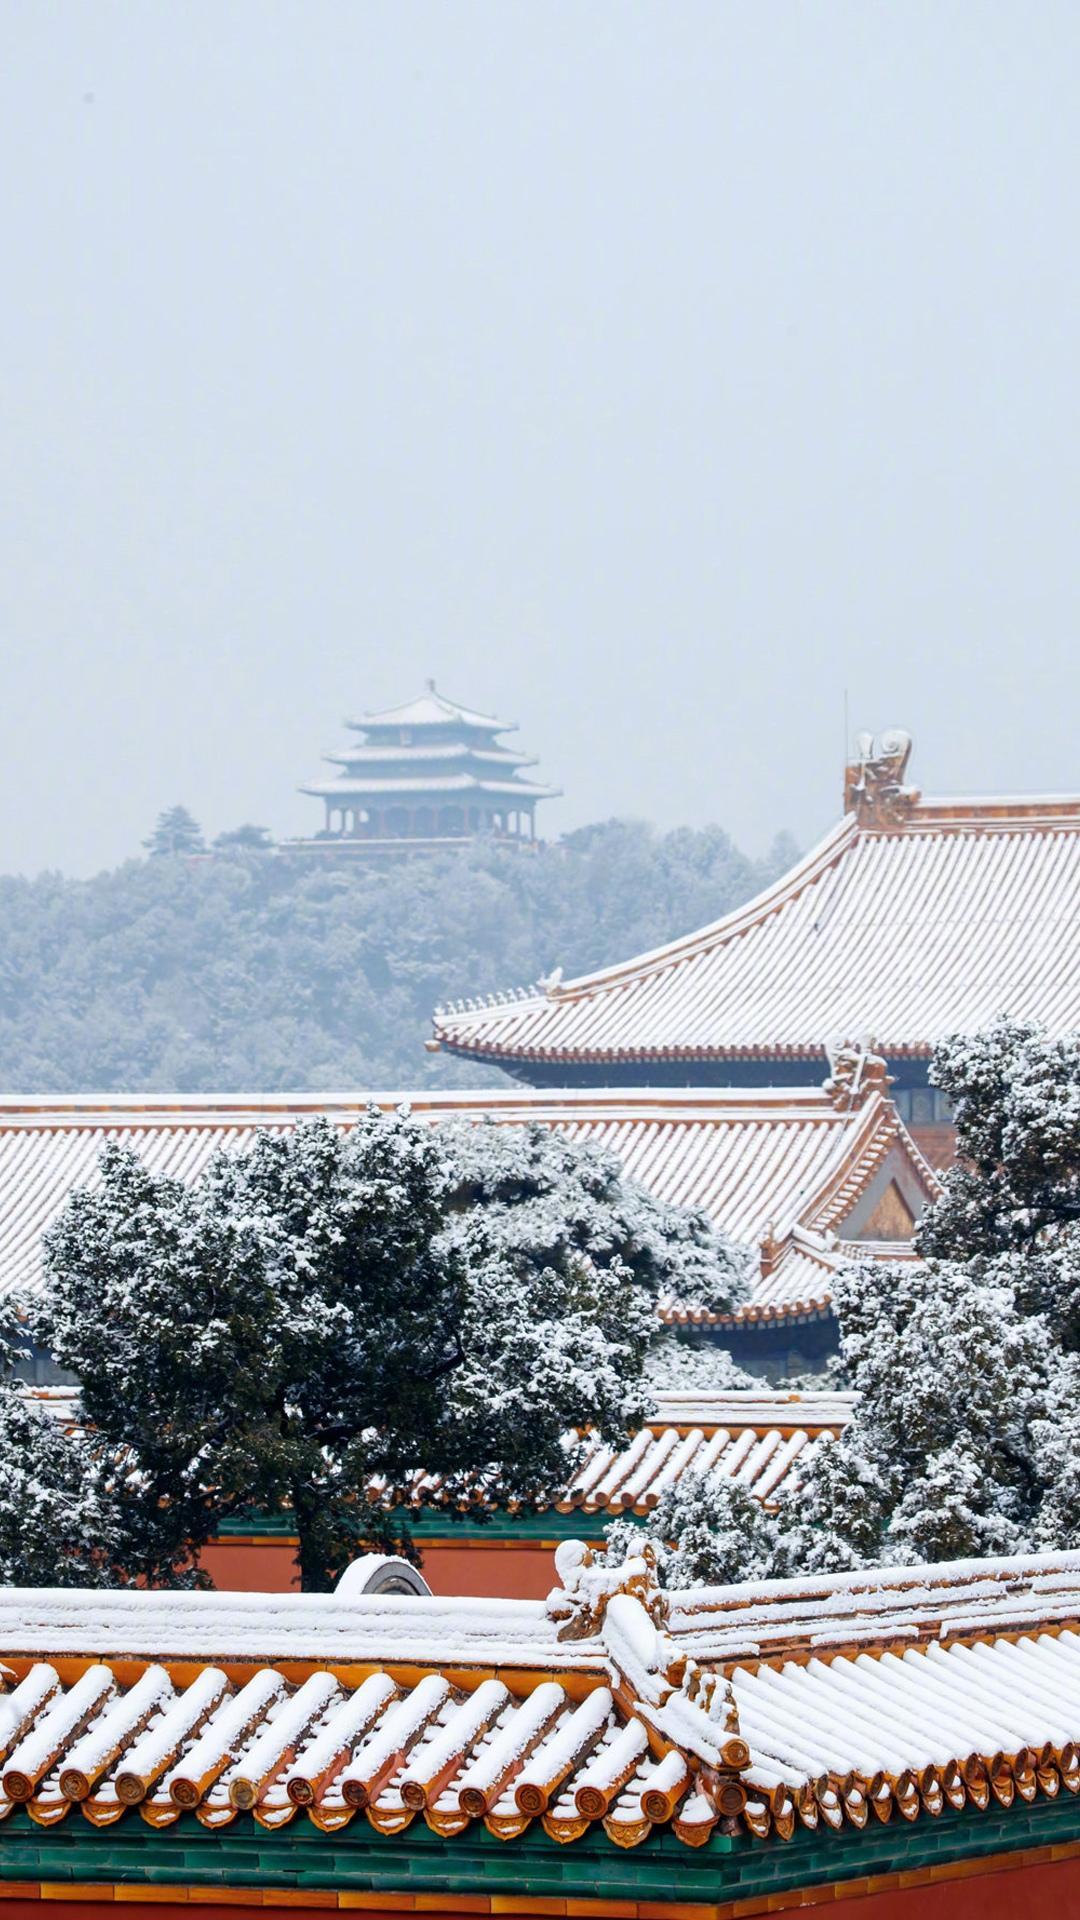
548, 1538, 670, 1642
758, 1221, 781, 1276
844, 728, 920, 827
824, 1036, 892, 1110
546, 1541, 749, 1799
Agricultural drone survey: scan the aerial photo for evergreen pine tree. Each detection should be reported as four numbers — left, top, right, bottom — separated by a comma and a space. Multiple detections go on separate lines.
143, 805, 205, 857
604, 1469, 777, 1589
769, 1431, 892, 1576
919, 1020, 1080, 1346
886, 1438, 1027, 1563
36, 1112, 746, 1590
0, 1324, 131, 1586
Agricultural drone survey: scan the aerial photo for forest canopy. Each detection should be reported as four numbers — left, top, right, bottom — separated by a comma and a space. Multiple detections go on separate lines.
0, 820, 796, 1092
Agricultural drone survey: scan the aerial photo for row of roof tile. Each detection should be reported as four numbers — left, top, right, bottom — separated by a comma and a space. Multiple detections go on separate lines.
0, 1080, 936, 1324
1, 1546, 1080, 1853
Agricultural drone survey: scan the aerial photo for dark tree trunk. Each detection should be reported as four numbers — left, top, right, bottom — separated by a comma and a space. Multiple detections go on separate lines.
291, 1484, 335, 1593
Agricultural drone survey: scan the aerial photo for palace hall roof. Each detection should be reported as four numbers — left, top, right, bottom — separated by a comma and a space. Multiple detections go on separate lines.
0, 1069, 936, 1325
429, 730, 1080, 1070
2, 1543, 1080, 1855
548, 1389, 855, 1516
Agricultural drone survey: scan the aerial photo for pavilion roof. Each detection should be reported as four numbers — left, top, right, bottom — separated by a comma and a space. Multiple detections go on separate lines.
0, 1075, 936, 1324
354, 687, 516, 735
430, 732, 1080, 1068
299, 772, 560, 800
2, 1543, 1080, 1852
322, 743, 535, 768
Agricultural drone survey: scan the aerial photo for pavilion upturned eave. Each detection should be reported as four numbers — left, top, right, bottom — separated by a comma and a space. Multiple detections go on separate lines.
299, 774, 561, 801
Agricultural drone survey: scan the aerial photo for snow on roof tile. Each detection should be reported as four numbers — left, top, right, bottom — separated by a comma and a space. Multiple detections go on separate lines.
21, 1382, 853, 1518
559, 1391, 855, 1515
431, 745, 1080, 1066
322, 743, 533, 768
4, 1544, 1080, 1851
0, 1084, 937, 1323
352, 688, 516, 734
300, 772, 559, 799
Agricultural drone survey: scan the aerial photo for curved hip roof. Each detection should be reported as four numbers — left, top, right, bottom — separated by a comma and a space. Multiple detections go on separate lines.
431, 792, 1080, 1067
0, 1081, 936, 1324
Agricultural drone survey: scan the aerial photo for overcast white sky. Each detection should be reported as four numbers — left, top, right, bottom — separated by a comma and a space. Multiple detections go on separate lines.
2, 2, 1079, 875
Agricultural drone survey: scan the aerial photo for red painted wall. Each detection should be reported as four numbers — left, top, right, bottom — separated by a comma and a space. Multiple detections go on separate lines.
200, 1535, 559, 1599
8, 1848, 1080, 1920
794, 1852, 1080, 1916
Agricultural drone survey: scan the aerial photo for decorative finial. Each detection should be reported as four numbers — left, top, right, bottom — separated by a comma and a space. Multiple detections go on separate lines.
759, 1222, 781, 1276
843, 728, 919, 826
425, 677, 436, 692
824, 1036, 892, 1109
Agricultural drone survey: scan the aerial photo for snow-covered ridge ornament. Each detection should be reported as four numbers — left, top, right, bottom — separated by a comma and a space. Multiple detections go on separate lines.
823, 1038, 892, 1111
545, 1539, 748, 1804
548, 1537, 671, 1641
334, 1555, 431, 1599
842, 728, 920, 827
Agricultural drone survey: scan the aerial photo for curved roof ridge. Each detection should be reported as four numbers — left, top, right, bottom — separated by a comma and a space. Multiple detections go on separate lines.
434, 778, 1080, 1065
913, 789, 1080, 822
355, 685, 517, 734
475, 815, 860, 1017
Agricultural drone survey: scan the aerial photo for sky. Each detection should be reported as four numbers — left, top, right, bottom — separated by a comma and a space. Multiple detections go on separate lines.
2, 2, 1080, 876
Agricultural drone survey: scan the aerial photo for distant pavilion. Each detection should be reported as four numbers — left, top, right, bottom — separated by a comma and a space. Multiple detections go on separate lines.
292, 682, 560, 853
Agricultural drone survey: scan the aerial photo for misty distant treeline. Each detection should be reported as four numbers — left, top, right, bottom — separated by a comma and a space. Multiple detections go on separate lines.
0, 821, 797, 1093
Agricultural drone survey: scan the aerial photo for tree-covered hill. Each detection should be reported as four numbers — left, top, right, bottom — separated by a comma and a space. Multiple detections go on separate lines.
0, 820, 796, 1092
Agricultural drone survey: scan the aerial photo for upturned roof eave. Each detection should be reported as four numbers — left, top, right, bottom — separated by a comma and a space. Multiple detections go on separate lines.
298, 777, 561, 801
436, 1035, 934, 1064
431, 783, 1080, 1061
353, 690, 519, 734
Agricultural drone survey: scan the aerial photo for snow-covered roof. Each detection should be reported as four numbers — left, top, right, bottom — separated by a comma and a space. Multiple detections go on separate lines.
2, 1542, 1080, 1851
354, 687, 516, 734
323, 743, 534, 769
431, 735, 1080, 1067
300, 772, 560, 800
20, 1384, 852, 1519
557, 1390, 855, 1514
0, 1077, 937, 1322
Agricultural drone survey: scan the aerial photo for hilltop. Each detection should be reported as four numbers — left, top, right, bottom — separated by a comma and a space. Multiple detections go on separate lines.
0, 821, 795, 1093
